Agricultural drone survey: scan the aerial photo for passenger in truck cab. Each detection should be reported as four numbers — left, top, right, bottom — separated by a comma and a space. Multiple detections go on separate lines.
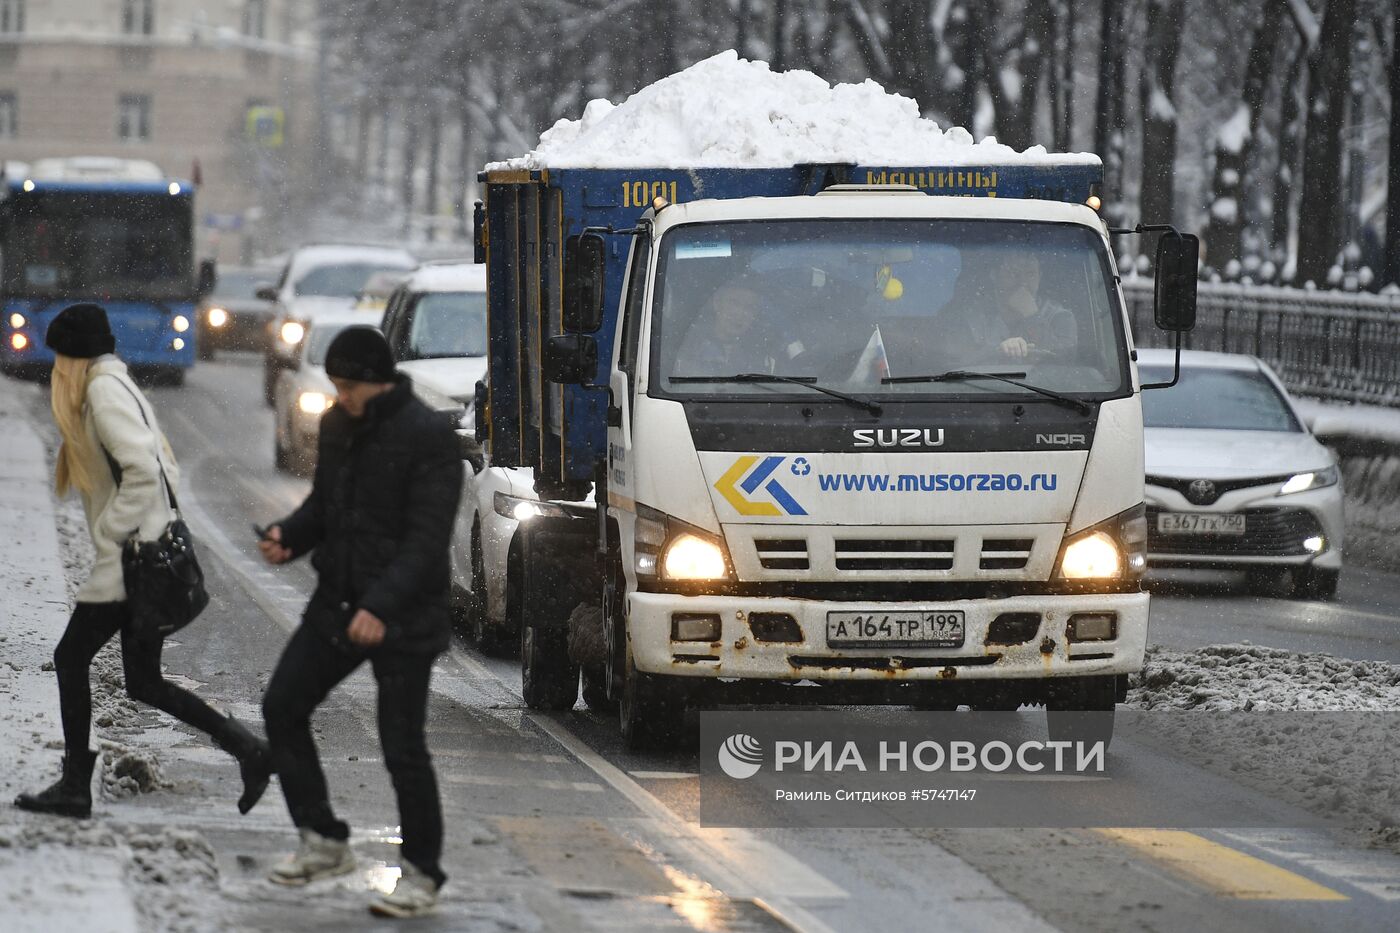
672, 280, 778, 375
951, 250, 1078, 362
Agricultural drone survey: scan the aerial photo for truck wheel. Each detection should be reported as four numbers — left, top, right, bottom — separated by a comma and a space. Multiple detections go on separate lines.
581, 664, 617, 714
618, 648, 686, 751
521, 612, 578, 710
1045, 677, 1116, 749
1292, 566, 1339, 601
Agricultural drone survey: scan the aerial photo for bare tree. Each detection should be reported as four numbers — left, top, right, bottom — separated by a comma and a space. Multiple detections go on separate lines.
1094, 0, 1128, 215
1385, 6, 1400, 287
1201, 0, 1285, 273
1295, 0, 1358, 285
1138, 0, 1187, 227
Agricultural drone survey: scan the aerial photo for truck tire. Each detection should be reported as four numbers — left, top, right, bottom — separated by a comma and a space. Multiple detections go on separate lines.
1045, 677, 1116, 749
581, 664, 617, 713
518, 532, 581, 711
618, 648, 686, 751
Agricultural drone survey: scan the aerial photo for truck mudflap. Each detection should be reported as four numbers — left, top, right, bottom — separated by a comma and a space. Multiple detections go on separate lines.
626, 591, 1148, 685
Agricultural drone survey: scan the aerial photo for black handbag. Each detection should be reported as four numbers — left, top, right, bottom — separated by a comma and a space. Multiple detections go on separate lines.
102, 379, 210, 639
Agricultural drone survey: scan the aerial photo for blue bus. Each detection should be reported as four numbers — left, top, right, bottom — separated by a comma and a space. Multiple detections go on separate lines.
0, 158, 214, 384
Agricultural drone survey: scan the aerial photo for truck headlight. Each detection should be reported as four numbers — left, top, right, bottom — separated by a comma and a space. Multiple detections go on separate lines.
1279, 466, 1338, 495
280, 321, 306, 346
1056, 504, 1145, 580
662, 534, 728, 581
634, 505, 732, 582
1059, 532, 1121, 579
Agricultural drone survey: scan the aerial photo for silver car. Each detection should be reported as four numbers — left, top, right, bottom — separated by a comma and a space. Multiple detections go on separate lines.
273, 314, 369, 474
1139, 349, 1344, 600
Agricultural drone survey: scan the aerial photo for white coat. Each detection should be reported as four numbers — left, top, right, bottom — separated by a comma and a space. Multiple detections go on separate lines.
74, 356, 180, 603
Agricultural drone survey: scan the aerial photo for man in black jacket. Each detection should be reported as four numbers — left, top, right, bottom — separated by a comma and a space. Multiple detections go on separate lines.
257, 326, 462, 918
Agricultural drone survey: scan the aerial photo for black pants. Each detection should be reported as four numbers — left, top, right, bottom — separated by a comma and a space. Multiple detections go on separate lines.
261, 622, 445, 887
55, 601, 229, 753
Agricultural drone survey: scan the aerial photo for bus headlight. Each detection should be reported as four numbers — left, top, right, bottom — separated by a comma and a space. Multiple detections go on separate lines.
297, 391, 331, 415
10, 333, 29, 351
8, 313, 24, 328
172, 337, 186, 351
206, 307, 229, 328
280, 321, 305, 346
172, 315, 190, 333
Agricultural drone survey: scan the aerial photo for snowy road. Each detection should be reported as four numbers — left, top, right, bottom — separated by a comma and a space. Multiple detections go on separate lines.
13, 355, 1400, 932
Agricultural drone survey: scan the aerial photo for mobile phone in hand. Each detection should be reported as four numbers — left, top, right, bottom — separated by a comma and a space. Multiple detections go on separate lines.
253, 524, 272, 542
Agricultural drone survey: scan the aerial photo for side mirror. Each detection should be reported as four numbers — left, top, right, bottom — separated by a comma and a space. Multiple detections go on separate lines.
456, 428, 484, 473
196, 259, 217, 298
255, 284, 278, 302
543, 334, 597, 384
563, 234, 607, 332
1154, 233, 1198, 332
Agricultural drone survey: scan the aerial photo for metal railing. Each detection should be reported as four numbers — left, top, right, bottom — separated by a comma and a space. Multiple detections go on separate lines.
1122, 279, 1400, 407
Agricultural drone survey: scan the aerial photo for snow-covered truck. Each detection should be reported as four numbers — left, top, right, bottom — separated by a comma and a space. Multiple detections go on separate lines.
474, 56, 1198, 749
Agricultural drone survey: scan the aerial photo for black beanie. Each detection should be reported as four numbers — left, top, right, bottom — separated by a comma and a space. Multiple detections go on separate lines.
324, 326, 395, 382
45, 303, 115, 358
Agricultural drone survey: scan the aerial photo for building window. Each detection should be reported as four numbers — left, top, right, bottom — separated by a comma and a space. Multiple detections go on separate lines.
0, 93, 16, 138
117, 94, 150, 141
0, 0, 25, 35
242, 0, 266, 39
121, 0, 153, 36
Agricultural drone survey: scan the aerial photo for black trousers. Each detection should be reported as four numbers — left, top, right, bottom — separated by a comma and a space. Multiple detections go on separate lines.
261, 622, 446, 887
55, 601, 228, 753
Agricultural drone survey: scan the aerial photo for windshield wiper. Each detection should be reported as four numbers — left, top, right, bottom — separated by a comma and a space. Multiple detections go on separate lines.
882, 370, 1092, 414
670, 373, 883, 415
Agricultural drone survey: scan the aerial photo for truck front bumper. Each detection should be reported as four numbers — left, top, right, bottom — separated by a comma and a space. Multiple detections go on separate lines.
628, 591, 1148, 682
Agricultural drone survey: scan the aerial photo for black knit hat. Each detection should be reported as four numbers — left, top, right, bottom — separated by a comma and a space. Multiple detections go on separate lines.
324, 326, 395, 382
45, 303, 115, 358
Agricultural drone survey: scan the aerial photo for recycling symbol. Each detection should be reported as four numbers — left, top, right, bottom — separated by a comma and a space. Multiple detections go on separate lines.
791, 457, 811, 476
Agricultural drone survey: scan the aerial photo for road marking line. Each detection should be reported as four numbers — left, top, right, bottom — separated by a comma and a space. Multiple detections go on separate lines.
1217, 829, 1400, 902
1095, 829, 1349, 901
441, 773, 604, 793
629, 771, 699, 780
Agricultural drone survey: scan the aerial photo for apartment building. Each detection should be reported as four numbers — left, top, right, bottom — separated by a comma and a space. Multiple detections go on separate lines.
0, 0, 319, 262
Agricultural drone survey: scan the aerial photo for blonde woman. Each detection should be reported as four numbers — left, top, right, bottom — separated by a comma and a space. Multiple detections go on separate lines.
15, 304, 271, 820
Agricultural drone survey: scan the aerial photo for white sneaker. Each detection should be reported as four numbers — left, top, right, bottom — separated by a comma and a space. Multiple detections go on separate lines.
369, 861, 440, 918
267, 828, 356, 886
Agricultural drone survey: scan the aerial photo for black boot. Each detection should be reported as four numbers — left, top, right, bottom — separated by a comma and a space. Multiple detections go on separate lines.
15, 749, 98, 818
215, 714, 273, 815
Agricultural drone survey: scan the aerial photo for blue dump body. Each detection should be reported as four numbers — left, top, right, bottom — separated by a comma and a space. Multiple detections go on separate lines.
0, 177, 199, 370
479, 161, 1103, 490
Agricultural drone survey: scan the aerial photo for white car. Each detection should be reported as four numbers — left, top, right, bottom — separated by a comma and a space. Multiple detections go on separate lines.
380, 262, 488, 415
1139, 349, 1344, 599
260, 244, 416, 404
272, 314, 370, 474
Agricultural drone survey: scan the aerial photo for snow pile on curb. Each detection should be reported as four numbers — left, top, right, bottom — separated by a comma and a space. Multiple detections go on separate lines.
492, 50, 1100, 170
1129, 644, 1400, 711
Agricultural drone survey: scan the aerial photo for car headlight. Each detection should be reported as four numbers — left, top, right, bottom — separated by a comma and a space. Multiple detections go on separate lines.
280, 320, 306, 345
1057, 504, 1146, 580
634, 505, 732, 582
172, 315, 190, 333
206, 307, 229, 328
492, 492, 590, 524
1279, 466, 1338, 495
297, 391, 331, 414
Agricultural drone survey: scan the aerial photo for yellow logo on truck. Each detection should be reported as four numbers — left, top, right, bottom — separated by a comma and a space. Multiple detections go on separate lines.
715, 456, 807, 516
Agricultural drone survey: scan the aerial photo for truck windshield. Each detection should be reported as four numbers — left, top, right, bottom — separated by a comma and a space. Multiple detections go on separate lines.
652, 219, 1126, 400
0, 191, 193, 300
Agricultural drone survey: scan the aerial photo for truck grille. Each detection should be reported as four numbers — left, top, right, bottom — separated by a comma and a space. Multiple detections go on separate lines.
1147, 507, 1323, 558
755, 538, 809, 571
834, 538, 954, 571
979, 538, 1034, 571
